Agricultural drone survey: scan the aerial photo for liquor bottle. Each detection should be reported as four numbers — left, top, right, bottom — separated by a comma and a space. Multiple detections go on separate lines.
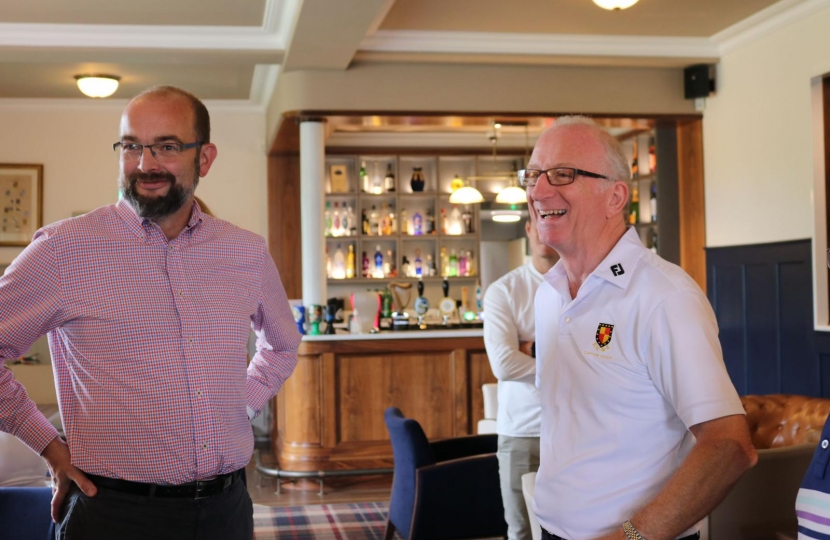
332, 202, 341, 237
347, 204, 357, 236
361, 251, 370, 278
374, 245, 384, 278
384, 163, 396, 192
450, 205, 462, 235
648, 136, 657, 174
650, 228, 658, 254
381, 289, 393, 319
346, 244, 355, 279
370, 205, 379, 235
450, 174, 464, 193
359, 161, 368, 192
414, 248, 423, 277
628, 185, 640, 225
425, 207, 435, 234
384, 249, 394, 277
449, 249, 458, 277
650, 182, 657, 223
379, 202, 389, 236
389, 208, 397, 234
459, 251, 468, 276
325, 201, 332, 236
361, 209, 369, 235
400, 208, 409, 235
341, 203, 350, 236
631, 140, 639, 179
427, 254, 436, 276
413, 211, 423, 236
401, 256, 411, 278
372, 163, 382, 194
461, 205, 473, 234
441, 208, 448, 235
440, 247, 449, 276
467, 250, 476, 276
333, 244, 346, 279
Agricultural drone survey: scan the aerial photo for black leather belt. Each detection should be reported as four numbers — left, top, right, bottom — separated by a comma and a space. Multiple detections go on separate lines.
84, 469, 244, 500
542, 528, 700, 540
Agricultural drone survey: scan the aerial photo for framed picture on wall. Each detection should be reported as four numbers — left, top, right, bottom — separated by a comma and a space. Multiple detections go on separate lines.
0, 164, 43, 247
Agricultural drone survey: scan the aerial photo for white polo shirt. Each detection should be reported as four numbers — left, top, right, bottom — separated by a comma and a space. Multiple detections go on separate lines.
483, 262, 543, 437
532, 227, 744, 540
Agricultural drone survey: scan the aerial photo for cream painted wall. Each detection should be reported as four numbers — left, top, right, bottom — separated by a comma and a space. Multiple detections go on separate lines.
0, 99, 268, 265
703, 6, 830, 248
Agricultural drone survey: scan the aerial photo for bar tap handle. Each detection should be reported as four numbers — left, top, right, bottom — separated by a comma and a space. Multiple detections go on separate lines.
442, 276, 449, 298
417, 277, 424, 298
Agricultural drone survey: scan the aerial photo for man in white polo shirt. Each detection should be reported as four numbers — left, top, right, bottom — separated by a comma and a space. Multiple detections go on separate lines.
522, 116, 757, 540
484, 219, 558, 540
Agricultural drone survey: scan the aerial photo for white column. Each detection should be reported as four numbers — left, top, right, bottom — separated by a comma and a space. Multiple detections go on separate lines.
299, 118, 327, 306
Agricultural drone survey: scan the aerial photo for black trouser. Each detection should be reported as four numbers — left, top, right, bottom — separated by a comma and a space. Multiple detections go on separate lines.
55, 472, 253, 540
542, 527, 701, 540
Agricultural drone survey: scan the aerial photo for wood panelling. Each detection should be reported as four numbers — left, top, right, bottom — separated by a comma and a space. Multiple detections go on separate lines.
267, 153, 302, 299
707, 240, 819, 396
677, 118, 706, 291
273, 336, 493, 471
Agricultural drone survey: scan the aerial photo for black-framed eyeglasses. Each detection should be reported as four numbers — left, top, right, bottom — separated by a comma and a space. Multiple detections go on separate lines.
113, 141, 202, 163
518, 167, 608, 188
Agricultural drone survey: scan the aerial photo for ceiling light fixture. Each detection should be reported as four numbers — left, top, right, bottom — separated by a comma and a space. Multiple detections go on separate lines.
75, 74, 120, 98
491, 210, 523, 223
592, 0, 639, 10
449, 183, 485, 205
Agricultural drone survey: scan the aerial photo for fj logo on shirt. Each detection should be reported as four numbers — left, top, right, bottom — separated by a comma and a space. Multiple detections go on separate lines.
611, 263, 625, 276
594, 323, 614, 351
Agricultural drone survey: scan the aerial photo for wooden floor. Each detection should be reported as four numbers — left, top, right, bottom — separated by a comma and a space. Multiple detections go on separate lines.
246, 452, 392, 507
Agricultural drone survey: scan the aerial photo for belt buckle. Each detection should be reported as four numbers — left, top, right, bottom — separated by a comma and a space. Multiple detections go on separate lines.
194, 480, 209, 500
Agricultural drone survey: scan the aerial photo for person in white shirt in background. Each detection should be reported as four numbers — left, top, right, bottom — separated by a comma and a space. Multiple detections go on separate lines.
484, 219, 558, 540
0, 431, 49, 487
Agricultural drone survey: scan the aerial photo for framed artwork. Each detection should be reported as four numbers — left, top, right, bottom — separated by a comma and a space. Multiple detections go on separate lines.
0, 164, 43, 247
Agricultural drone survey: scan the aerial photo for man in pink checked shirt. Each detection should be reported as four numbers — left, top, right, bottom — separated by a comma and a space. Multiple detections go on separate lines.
0, 86, 301, 539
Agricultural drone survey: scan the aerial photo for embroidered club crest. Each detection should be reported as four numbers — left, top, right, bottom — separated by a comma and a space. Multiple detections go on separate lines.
595, 323, 614, 350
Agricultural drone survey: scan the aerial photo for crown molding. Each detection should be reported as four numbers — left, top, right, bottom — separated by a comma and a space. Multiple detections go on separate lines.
360, 30, 719, 60
713, 0, 830, 55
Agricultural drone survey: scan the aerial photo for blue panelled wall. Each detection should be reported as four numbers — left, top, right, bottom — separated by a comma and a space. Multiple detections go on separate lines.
706, 239, 830, 397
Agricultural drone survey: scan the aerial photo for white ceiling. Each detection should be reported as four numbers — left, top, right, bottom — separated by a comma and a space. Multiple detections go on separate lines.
0, 0, 824, 102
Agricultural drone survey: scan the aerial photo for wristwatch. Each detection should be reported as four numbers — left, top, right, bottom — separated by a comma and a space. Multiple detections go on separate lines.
530, 341, 536, 358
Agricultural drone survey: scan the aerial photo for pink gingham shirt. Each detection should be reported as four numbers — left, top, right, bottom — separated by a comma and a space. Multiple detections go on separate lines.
0, 199, 300, 484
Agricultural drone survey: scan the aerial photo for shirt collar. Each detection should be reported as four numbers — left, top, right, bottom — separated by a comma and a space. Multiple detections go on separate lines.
115, 198, 204, 241
543, 227, 645, 296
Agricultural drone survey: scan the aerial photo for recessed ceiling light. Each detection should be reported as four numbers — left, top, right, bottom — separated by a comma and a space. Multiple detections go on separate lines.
75, 75, 120, 98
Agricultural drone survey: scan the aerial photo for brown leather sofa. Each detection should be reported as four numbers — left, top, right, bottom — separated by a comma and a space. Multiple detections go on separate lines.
708, 394, 830, 540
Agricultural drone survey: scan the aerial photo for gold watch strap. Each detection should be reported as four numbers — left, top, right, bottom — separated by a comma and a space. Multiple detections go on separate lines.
623, 520, 647, 540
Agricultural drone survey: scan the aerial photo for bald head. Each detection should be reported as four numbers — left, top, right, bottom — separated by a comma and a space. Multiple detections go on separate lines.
539, 116, 630, 183
127, 86, 211, 144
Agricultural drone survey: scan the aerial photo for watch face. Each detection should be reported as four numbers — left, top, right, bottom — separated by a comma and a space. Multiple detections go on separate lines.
439, 297, 456, 315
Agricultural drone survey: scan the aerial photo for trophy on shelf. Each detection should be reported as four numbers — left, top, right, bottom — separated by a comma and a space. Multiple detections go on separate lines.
414, 278, 430, 329
307, 304, 323, 335
388, 281, 413, 331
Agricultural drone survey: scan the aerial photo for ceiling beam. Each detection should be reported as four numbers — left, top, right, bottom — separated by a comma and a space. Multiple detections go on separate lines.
281, 0, 395, 71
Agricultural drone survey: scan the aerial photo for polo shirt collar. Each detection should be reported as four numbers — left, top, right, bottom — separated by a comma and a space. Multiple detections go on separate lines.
543, 227, 644, 297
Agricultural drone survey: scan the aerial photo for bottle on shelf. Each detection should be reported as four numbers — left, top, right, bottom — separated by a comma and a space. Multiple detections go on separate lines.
346, 244, 355, 279
650, 182, 657, 223
401, 256, 411, 278
381, 289, 393, 319
325, 201, 332, 236
440, 246, 449, 276
467, 250, 476, 276
372, 163, 382, 194
361, 209, 369, 235
373, 245, 384, 278
332, 244, 346, 279
648, 136, 657, 175
347, 204, 356, 236
414, 248, 423, 277
459, 250, 468, 276
332, 202, 341, 237
389, 207, 397, 235
384, 163, 396, 192
413, 211, 423, 236
370, 205, 379, 235
384, 249, 394, 277
379, 202, 389, 236
440, 208, 448, 235
450, 174, 464, 193
400, 208, 409, 235
450, 205, 462, 235
628, 185, 640, 226
449, 248, 458, 277
462, 205, 473, 234
631, 140, 639, 180
360, 161, 368, 193
361, 251, 370, 278
425, 207, 435, 235
427, 254, 436, 277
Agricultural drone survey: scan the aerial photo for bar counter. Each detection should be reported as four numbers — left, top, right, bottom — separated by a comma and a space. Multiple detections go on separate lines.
273, 329, 496, 471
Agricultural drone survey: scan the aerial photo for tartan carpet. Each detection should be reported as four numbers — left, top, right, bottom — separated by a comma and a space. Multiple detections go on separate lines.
253, 502, 389, 540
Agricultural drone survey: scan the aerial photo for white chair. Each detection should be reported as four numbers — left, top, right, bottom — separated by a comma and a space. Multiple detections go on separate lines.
477, 383, 498, 434
521, 471, 542, 540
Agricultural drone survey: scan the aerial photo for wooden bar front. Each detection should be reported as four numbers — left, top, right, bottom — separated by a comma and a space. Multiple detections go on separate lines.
272, 333, 496, 471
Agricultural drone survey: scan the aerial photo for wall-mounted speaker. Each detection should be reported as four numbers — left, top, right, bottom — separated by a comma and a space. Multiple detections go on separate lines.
684, 64, 715, 99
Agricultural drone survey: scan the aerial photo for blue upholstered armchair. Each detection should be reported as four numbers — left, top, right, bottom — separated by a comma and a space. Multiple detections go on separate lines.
0, 486, 53, 539
383, 407, 507, 540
